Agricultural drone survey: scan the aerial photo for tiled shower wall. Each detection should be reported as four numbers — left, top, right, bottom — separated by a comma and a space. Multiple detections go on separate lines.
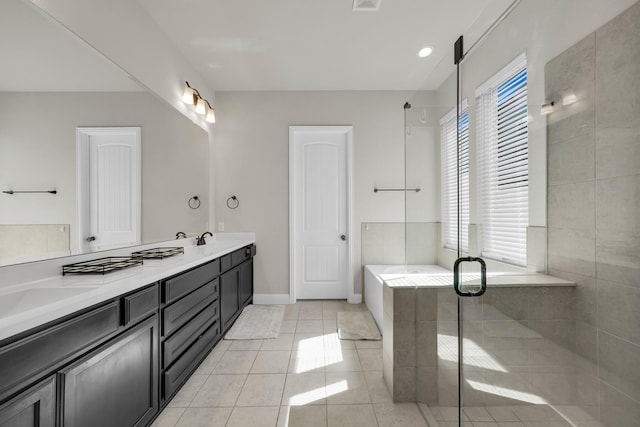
545, 2, 640, 425
361, 222, 439, 267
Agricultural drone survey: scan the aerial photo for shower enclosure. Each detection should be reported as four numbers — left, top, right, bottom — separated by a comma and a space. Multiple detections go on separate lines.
399, 1, 640, 426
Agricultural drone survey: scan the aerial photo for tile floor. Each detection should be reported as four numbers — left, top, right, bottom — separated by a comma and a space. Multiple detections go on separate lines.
428, 404, 604, 427
152, 300, 602, 427
152, 300, 430, 427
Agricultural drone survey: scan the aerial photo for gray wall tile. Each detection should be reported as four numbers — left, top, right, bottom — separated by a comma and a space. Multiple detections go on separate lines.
575, 321, 598, 370
416, 321, 438, 368
416, 288, 437, 321
596, 229, 640, 288
483, 288, 529, 321
528, 287, 574, 320
548, 227, 596, 277
416, 367, 438, 404
596, 127, 640, 180
546, 33, 595, 145
548, 181, 595, 231
596, 175, 640, 234
548, 133, 595, 185
600, 380, 640, 427
595, 1, 640, 129
598, 331, 640, 403
597, 279, 640, 345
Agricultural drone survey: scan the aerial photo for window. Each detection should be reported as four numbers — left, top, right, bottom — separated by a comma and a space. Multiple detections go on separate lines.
476, 53, 528, 266
440, 102, 469, 252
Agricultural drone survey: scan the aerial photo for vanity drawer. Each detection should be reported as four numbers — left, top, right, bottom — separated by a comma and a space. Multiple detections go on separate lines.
0, 301, 120, 402
220, 254, 232, 272
231, 246, 253, 267
163, 302, 218, 368
163, 321, 219, 400
123, 284, 159, 326
163, 259, 220, 304
163, 279, 218, 337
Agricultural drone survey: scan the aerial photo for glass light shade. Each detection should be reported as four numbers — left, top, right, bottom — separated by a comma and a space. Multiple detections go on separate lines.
182, 86, 195, 104
540, 103, 554, 115
418, 46, 433, 57
206, 108, 216, 123
195, 98, 206, 114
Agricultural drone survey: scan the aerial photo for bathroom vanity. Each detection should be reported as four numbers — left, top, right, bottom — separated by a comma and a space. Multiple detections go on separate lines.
0, 234, 255, 427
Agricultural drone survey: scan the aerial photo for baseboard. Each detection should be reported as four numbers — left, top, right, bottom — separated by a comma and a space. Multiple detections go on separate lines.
348, 293, 362, 304
252, 294, 291, 304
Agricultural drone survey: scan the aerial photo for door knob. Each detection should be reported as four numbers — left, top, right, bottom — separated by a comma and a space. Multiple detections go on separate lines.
340, 235, 346, 241
86, 236, 96, 242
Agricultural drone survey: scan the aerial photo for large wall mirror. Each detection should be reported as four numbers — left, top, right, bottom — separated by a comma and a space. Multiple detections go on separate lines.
0, 0, 209, 267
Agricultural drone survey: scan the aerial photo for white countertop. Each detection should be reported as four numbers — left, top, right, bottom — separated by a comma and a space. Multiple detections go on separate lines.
374, 268, 575, 289
0, 233, 255, 342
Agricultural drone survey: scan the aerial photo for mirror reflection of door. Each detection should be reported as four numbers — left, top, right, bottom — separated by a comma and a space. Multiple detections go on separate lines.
76, 127, 141, 253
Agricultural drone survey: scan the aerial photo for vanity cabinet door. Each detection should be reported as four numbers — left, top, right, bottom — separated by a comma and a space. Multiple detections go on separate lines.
0, 377, 55, 427
239, 259, 253, 307
59, 315, 159, 427
220, 266, 240, 333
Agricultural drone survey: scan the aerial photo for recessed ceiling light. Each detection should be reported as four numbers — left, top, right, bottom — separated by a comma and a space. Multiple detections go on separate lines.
353, 0, 381, 11
418, 46, 434, 58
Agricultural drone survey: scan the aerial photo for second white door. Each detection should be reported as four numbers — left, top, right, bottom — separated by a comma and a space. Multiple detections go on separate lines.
290, 126, 351, 300
77, 127, 141, 252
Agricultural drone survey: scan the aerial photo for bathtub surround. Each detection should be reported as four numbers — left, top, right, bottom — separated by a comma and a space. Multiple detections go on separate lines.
545, 2, 640, 425
369, 266, 575, 404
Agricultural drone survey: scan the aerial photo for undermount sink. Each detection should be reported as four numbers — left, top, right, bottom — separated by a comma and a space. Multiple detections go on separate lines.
0, 287, 97, 319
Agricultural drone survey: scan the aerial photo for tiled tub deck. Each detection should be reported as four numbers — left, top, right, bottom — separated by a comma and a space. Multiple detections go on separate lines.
368, 267, 578, 411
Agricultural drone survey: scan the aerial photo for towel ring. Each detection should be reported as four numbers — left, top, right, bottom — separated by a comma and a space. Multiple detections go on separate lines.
188, 196, 201, 209
226, 195, 239, 209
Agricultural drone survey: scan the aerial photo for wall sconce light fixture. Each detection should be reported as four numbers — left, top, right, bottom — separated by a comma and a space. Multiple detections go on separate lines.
541, 101, 555, 115
182, 81, 216, 123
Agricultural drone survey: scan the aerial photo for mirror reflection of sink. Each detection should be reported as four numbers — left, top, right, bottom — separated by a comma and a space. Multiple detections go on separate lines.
0, 287, 97, 319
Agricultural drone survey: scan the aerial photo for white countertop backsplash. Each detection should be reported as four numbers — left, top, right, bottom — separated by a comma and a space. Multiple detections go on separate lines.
0, 233, 255, 342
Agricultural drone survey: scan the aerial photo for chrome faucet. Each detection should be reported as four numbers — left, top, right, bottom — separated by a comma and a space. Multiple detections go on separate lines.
175, 231, 187, 239
196, 232, 213, 246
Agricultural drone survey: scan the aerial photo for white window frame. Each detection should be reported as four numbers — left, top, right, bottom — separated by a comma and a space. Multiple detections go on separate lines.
475, 53, 528, 266
440, 100, 469, 252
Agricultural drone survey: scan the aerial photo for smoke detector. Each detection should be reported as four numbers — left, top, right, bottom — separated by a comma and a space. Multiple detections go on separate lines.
353, 0, 381, 11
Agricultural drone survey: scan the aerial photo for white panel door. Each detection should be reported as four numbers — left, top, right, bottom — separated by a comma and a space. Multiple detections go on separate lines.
291, 127, 350, 300
78, 128, 141, 251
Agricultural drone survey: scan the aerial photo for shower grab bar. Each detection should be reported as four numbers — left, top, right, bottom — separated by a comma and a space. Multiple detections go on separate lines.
373, 187, 421, 193
3, 190, 57, 195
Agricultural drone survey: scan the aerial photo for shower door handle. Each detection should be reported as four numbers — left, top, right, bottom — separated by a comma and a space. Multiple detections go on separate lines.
453, 257, 487, 297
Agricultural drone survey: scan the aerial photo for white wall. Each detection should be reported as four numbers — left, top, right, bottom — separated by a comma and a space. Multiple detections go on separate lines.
0, 91, 209, 255
213, 91, 436, 297
435, 0, 638, 229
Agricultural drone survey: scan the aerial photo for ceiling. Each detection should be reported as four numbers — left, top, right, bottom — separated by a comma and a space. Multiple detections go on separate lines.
0, 0, 142, 92
136, 0, 514, 91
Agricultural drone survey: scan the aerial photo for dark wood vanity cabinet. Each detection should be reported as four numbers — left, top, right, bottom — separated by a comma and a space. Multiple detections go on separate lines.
59, 316, 159, 427
0, 377, 55, 427
0, 244, 255, 427
239, 257, 254, 307
220, 245, 255, 335
220, 266, 240, 332
0, 284, 158, 427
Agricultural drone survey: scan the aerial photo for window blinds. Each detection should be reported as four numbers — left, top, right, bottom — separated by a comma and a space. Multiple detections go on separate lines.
477, 54, 528, 266
440, 103, 469, 252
